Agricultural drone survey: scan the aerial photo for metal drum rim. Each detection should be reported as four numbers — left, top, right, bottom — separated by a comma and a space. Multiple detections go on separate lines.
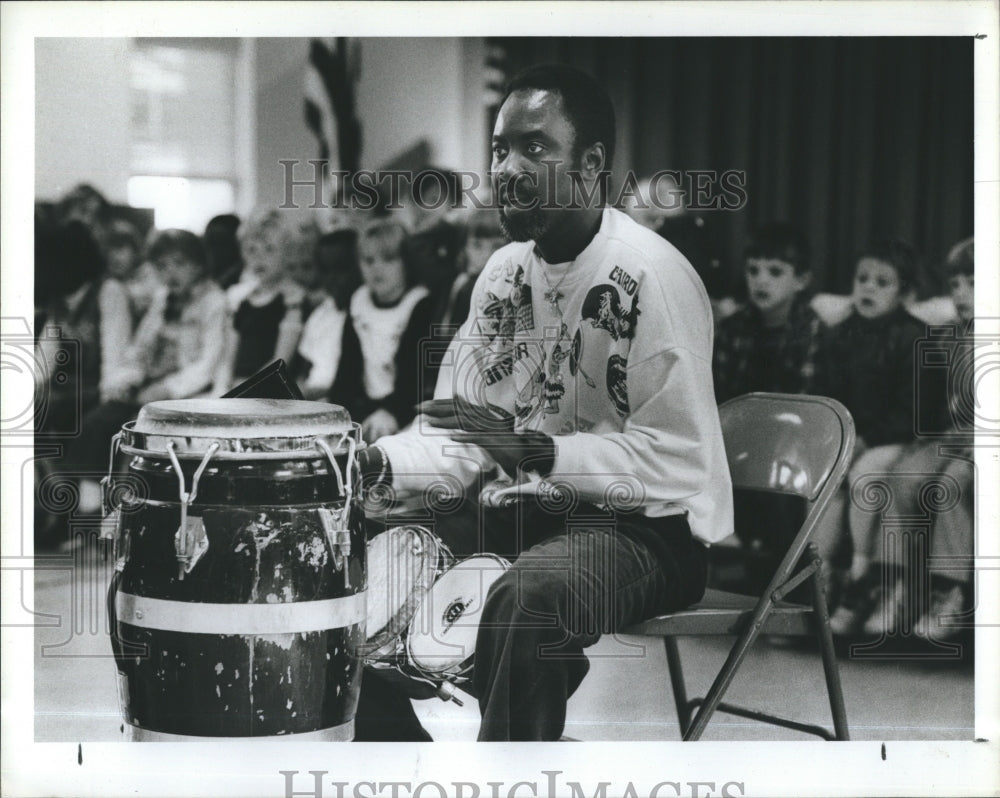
359, 525, 450, 660
119, 420, 364, 460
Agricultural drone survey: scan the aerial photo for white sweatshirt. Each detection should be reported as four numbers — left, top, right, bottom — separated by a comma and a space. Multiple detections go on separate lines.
379, 208, 733, 544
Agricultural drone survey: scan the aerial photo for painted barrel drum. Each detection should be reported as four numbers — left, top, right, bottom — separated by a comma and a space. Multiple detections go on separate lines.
105, 398, 365, 741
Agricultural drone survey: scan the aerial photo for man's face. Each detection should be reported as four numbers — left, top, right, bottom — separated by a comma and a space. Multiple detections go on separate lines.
491, 89, 582, 245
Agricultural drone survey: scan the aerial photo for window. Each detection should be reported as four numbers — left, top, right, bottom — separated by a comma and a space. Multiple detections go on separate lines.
127, 38, 240, 232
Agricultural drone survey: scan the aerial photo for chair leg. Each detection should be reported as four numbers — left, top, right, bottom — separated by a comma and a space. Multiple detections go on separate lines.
683, 603, 772, 741
663, 637, 691, 737
807, 543, 850, 741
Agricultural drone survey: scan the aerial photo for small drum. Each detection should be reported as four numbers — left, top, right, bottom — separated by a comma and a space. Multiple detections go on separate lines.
104, 398, 365, 741
362, 525, 509, 701
405, 555, 510, 684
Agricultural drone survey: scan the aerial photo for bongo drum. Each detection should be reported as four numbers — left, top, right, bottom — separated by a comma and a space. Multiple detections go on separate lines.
360, 526, 452, 662
404, 555, 510, 686
104, 398, 365, 740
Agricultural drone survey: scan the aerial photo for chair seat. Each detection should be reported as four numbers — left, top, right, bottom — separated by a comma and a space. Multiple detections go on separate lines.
624, 588, 817, 637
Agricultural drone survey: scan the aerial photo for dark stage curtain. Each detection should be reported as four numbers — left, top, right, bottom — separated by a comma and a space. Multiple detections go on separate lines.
497, 37, 974, 297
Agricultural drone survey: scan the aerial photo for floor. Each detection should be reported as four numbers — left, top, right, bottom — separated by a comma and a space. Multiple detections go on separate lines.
29, 537, 975, 744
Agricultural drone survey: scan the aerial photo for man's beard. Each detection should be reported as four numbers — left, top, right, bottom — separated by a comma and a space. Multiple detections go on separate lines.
498, 205, 551, 243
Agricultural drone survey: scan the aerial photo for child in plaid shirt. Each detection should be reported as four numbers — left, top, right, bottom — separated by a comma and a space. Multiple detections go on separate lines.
712, 223, 824, 577
713, 222, 823, 403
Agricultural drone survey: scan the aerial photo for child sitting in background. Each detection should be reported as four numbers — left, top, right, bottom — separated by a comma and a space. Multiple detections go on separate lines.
98, 220, 146, 402
118, 230, 227, 402
284, 213, 327, 319
903, 238, 975, 639
444, 207, 506, 331
840, 238, 975, 640
34, 216, 108, 437
401, 218, 467, 402
328, 218, 435, 442
65, 229, 227, 518
122, 227, 166, 323
103, 220, 142, 285
713, 222, 822, 403
812, 239, 936, 635
403, 218, 465, 326
712, 223, 824, 583
203, 213, 243, 289
214, 209, 311, 392
292, 229, 362, 400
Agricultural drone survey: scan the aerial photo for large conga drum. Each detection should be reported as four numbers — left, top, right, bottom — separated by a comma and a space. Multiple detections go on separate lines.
105, 399, 365, 740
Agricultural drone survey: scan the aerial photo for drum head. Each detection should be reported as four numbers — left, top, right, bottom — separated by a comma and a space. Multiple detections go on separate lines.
405, 555, 509, 679
125, 399, 355, 456
360, 526, 447, 660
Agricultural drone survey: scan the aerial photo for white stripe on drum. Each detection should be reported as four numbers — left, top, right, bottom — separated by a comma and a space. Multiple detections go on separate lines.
125, 719, 355, 742
115, 591, 366, 635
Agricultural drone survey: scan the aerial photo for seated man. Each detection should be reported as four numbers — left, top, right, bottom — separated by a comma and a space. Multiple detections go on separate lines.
355, 64, 733, 742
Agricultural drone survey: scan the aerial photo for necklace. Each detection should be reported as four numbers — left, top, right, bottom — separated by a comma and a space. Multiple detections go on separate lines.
539, 265, 570, 316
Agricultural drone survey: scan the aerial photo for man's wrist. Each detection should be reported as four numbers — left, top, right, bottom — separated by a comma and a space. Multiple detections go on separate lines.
521, 432, 556, 477
359, 443, 393, 486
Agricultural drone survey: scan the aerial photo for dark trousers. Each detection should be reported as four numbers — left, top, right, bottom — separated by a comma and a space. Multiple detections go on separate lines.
355, 498, 708, 742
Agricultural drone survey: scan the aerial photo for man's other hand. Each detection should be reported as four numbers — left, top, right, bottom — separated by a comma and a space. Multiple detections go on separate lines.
417, 397, 555, 476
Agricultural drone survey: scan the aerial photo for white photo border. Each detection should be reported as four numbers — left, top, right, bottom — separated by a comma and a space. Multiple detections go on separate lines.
2, 2, 998, 797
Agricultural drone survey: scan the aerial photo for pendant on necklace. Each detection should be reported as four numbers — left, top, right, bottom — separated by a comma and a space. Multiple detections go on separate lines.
544, 288, 563, 313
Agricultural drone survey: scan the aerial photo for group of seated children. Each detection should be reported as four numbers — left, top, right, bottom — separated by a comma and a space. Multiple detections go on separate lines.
713, 225, 975, 642
33, 184, 506, 544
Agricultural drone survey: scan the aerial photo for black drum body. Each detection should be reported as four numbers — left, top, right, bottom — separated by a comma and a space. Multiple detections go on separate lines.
106, 399, 366, 741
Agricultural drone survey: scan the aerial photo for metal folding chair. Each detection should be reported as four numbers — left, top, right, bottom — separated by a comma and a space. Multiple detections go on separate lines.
624, 392, 856, 741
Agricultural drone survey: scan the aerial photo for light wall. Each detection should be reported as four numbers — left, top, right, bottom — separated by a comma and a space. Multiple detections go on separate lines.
252, 38, 317, 211
35, 38, 132, 204
356, 38, 487, 173
35, 37, 489, 217
35, 37, 257, 223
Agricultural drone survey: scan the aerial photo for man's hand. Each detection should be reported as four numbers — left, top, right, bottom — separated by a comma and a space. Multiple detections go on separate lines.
417, 397, 555, 477
418, 396, 515, 432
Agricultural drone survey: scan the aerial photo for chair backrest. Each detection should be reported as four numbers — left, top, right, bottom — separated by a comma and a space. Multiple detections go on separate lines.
719, 393, 854, 503
718, 393, 856, 588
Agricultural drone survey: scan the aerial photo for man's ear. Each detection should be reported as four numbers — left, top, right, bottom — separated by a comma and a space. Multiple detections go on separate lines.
796, 271, 812, 292
580, 143, 606, 178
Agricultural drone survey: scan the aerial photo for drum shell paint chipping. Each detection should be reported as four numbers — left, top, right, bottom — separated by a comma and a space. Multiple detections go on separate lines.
110, 450, 365, 739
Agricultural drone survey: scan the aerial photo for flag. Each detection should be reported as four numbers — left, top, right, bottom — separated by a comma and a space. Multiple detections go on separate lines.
304, 38, 362, 174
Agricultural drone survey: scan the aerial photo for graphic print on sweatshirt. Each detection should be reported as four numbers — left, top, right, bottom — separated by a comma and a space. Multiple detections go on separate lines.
580, 270, 641, 418
467, 258, 641, 428
475, 262, 535, 389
